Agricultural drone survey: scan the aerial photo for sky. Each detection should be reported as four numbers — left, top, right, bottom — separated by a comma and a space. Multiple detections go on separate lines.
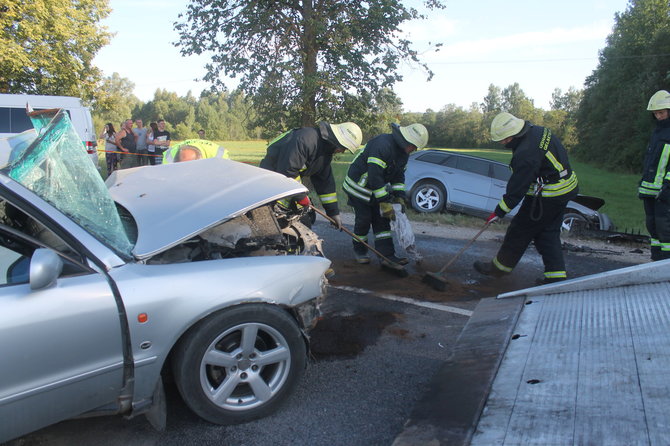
93, 0, 631, 113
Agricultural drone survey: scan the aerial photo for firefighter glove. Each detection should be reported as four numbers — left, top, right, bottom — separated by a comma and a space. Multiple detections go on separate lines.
380, 202, 396, 220
486, 212, 499, 224
330, 214, 342, 230
392, 195, 406, 213
295, 195, 311, 207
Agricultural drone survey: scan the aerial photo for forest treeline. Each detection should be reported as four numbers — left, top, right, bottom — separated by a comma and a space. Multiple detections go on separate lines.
91, 0, 670, 173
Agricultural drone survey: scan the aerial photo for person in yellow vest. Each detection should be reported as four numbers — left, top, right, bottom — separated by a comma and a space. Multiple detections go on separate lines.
162, 139, 229, 163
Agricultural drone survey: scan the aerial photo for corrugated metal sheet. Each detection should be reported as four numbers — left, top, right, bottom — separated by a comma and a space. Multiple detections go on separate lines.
472, 282, 670, 446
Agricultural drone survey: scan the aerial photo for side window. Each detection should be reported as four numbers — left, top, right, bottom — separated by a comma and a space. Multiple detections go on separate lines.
0, 108, 10, 133
443, 156, 458, 168
456, 157, 490, 177
10, 108, 33, 133
416, 152, 449, 165
0, 243, 30, 285
0, 202, 88, 285
491, 164, 512, 181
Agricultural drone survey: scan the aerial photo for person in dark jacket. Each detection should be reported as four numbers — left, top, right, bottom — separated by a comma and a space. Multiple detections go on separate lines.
260, 121, 362, 229
474, 112, 579, 284
638, 90, 670, 260
343, 123, 428, 270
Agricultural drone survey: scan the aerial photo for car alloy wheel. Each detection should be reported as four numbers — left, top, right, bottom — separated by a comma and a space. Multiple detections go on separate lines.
411, 181, 445, 213
173, 304, 306, 424
561, 212, 588, 233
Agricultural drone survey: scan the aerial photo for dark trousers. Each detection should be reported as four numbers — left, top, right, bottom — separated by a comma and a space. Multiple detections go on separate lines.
348, 196, 394, 257
495, 196, 568, 276
643, 196, 670, 260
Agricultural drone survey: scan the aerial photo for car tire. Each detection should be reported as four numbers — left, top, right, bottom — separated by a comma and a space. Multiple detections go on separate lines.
561, 212, 588, 233
172, 304, 306, 425
410, 181, 446, 213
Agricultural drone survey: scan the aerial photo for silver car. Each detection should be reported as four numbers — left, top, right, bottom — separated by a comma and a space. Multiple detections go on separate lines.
0, 110, 330, 442
405, 149, 613, 232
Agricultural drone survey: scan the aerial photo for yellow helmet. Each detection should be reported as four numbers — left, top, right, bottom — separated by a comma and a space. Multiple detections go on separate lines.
490, 112, 525, 142
330, 122, 362, 153
647, 90, 670, 111
399, 123, 429, 149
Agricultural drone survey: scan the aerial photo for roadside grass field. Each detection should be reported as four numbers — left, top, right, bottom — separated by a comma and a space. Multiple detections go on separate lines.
184, 141, 647, 234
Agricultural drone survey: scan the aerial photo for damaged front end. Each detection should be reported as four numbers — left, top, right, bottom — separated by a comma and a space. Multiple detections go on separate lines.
143, 204, 324, 264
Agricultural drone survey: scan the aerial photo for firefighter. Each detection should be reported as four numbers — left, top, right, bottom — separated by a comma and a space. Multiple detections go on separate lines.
260, 122, 362, 229
473, 112, 579, 284
638, 90, 670, 260
343, 123, 428, 269
162, 139, 229, 163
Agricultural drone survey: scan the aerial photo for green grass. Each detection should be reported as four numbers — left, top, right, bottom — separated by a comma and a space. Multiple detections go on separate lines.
151, 141, 646, 234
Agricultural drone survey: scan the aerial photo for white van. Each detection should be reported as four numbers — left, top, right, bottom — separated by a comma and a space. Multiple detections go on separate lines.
0, 94, 98, 168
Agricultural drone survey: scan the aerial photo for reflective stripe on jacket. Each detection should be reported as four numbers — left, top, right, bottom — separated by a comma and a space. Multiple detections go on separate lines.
639, 119, 670, 198
259, 124, 340, 216
496, 125, 578, 215
343, 132, 408, 204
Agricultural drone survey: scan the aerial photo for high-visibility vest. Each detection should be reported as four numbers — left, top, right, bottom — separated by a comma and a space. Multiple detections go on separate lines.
162, 139, 229, 163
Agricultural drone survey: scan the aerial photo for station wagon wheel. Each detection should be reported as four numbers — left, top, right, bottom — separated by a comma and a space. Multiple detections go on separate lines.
172, 304, 306, 425
410, 181, 446, 213
561, 212, 588, 233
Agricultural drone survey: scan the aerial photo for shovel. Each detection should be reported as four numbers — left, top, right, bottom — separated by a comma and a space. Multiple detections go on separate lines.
422, 221, 491, 291
310, 205, 409, 277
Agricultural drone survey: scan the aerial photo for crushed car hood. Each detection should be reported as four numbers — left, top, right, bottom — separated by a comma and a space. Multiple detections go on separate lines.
106, 158, 307, 259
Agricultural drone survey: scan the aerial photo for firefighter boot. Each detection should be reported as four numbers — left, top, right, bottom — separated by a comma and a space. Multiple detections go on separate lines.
535, 276, 566, 286
385, 254, 409, 266
354, 251, 371, 264
473, 260, 506, 278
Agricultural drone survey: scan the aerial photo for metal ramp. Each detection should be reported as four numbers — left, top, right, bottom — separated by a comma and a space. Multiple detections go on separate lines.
394, 260, 670, 446
473, 282, 670, 445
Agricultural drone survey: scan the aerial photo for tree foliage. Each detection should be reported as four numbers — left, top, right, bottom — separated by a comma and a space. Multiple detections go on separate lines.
0, 0, 112, 98
90, 72, 141, 132
174, 0, 444, 133
576, 0, 670, 171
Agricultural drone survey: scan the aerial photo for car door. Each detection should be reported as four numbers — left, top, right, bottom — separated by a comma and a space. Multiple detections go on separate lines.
488, 162, 512, 212
446, 156, 493, 211
0, 221, 125, 442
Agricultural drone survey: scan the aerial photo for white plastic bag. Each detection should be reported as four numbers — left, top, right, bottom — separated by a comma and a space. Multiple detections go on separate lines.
391, 204, 423, 262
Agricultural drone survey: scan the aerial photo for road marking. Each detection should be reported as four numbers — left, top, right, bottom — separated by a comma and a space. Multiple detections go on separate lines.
329, 285, 474, 317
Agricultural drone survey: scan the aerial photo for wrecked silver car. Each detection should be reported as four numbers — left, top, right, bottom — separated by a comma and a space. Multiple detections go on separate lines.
0, 109, 330, 442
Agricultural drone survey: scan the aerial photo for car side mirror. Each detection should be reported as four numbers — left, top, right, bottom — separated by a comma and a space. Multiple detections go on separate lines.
30, 248, 63, 290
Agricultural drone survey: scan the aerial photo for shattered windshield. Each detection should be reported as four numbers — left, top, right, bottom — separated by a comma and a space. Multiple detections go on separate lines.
1, 109, 133, 256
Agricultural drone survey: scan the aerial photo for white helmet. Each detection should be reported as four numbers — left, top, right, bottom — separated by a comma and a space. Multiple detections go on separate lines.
490, 112, 525, 142
647, 90, 670, 111
399, 123, 429, 149
330, 122, 362, 153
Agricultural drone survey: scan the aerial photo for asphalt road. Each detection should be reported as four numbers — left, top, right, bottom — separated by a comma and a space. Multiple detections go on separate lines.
6, 217, 644, 446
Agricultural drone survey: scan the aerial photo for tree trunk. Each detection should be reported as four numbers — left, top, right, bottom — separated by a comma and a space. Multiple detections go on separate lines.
300, 0, 318, 127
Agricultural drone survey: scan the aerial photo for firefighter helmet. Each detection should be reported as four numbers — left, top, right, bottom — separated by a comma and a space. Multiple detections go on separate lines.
647, 90, 670, 111
330, 122, 362, 153
490, 112, 525, 142
398, 123, 429, 149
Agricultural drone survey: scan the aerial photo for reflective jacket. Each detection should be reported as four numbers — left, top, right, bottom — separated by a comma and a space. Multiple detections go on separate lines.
259, 122, 340, 216
343, 130, 408, 204
639, 118, 670, 198
495, 123, 578, 216
162, 139, 228, 163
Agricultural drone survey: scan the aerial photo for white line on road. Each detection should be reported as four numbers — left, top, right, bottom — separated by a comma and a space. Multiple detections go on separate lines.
329, 285, 474, 317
